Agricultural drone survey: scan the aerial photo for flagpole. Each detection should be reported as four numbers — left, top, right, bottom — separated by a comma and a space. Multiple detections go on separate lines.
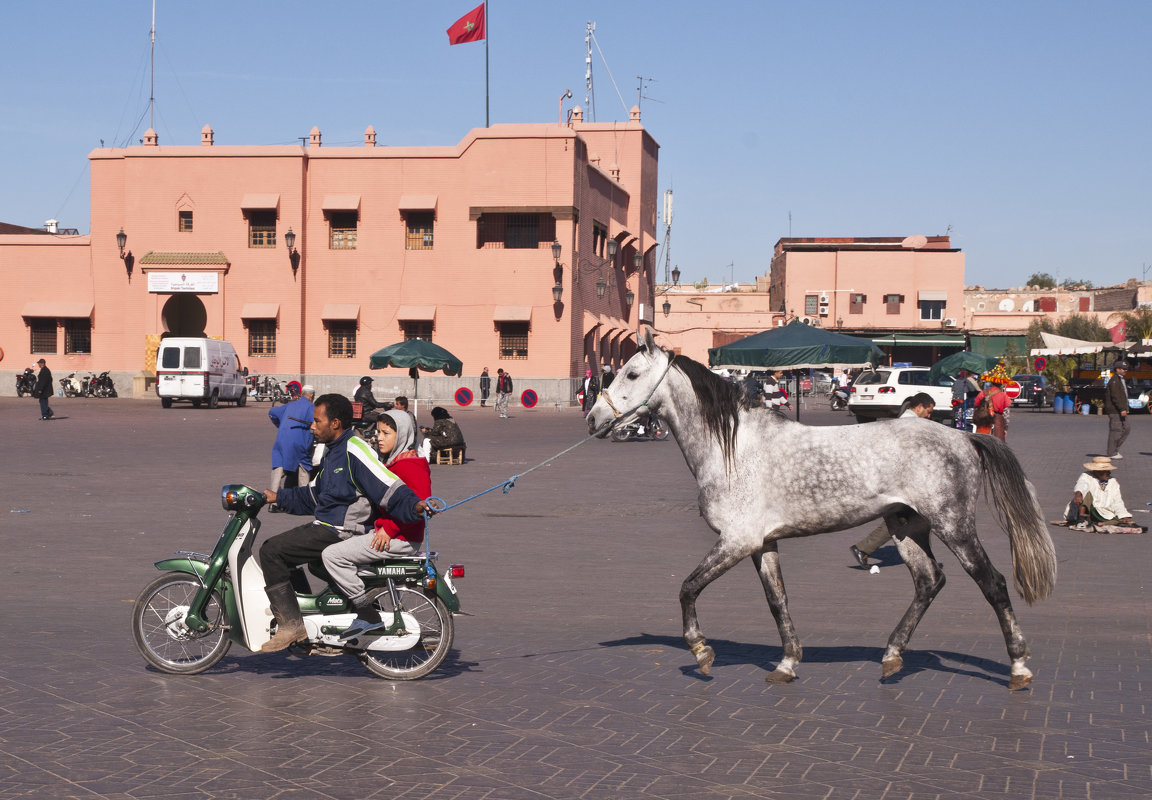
484, 0, 490, 127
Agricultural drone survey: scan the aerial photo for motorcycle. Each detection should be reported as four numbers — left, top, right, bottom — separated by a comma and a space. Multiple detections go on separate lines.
830, 386, 850, 411
92, 371, 117, 398
610, 413, 671, 442
16, 368, 35, 397
59, 372, 87, 397
252, 375, 293, 403
131, 484, 462, 680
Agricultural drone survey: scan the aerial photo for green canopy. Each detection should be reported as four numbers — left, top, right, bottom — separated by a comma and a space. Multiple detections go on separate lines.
708, 320, 886, 370
927, 351, 1000, 384
368, 339, 463, 377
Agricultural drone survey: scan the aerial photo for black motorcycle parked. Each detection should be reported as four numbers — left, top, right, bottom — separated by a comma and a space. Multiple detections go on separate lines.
92, 371, 118, 398
15, 368, 35, 397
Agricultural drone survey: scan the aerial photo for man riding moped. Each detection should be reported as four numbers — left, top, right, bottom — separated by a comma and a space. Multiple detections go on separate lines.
259, 393, 434, 652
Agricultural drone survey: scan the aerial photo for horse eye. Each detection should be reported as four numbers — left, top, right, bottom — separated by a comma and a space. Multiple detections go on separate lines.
626, 372, 639, 380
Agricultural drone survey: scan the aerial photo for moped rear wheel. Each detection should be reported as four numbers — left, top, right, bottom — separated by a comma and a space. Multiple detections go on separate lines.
358, 589, 453, 680
610, 425, 631, 442
651, 420, 671, 441
131, 573, 231, 675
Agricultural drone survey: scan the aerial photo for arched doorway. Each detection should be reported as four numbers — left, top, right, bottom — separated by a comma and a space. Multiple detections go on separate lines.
161, 294, 207, 338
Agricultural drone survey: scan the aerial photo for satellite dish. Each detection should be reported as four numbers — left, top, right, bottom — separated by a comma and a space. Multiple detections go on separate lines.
901, 235, 928, 249
1020, 300, 1034, 312
999, 298, 1015, 312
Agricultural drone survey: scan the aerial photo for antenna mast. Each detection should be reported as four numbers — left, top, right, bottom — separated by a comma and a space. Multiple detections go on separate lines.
584, 22, 598, 121
149, 0, 156, 130
662, 189, 674, 283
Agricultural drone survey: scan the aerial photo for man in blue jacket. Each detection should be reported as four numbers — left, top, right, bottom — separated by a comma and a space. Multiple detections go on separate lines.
267, 385, 315, 511
259, 393, 433, 652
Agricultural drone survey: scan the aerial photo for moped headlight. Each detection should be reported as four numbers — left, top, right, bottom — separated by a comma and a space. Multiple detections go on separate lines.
221, 485, 247, 511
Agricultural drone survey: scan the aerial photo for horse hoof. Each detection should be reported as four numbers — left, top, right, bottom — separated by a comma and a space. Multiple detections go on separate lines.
1009, 672, 1033, 691
695, 646, 715, 675
765, 668, 796, 683
881, 656, 903, 679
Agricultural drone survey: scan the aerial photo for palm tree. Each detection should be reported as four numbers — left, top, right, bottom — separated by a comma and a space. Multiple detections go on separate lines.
1108, 307, 1152, 343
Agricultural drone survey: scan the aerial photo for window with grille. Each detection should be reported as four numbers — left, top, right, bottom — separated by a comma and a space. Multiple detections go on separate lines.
849, 293, 867, 315
885, 293, 904, 315
178, 210, 193, 232
592, 221, 608, 258
476, 212, 555, 249
248, 320, 277, 356
804, 295, 819, 316
402, 321, 433, 341
328, 322, 357, 358
405, 212, 434, 250
919, 300, 944, 321
64, 319, 91, 354
29, 318, 56, 353
247, 210, 277, 248
329, 212, 358, 249
498, 322, 529, 359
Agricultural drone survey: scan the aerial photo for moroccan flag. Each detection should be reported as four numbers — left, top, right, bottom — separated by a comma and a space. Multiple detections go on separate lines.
447, 3, 485, 45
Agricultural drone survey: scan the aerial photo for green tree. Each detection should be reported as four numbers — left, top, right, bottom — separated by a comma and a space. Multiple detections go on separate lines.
1061, 278, 1094, 290
1055, 314, 1109, 342
1026, 317, 1055, 352
1025, 272, 1056, 288
1108, 306, 1152, 342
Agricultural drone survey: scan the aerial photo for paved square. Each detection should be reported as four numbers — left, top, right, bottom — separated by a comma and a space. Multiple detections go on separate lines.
1, 395, 1150, 799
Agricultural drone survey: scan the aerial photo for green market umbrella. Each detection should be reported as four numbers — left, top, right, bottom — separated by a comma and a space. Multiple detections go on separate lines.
708, 320, 886, 370
368, 339, 463, 376
927, 351, 1000, 384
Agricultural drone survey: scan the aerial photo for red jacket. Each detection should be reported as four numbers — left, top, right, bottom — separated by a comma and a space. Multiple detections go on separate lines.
374, 452, 430, 543
974, 386, 1010, 415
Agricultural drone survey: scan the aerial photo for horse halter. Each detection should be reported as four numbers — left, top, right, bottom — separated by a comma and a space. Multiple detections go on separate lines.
596, 350, 676, 427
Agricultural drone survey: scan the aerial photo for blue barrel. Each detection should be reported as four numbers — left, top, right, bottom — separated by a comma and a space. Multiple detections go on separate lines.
1055, 394, 1067, 414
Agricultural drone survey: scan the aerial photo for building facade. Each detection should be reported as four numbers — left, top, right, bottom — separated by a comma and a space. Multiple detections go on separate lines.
1, 108, 659, 402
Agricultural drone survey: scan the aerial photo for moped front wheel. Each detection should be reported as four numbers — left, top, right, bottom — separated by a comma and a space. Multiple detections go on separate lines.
651, 420, 671, 441
131, 573, 231, 675
358, 589, 453, 680
610, 425, 631, 442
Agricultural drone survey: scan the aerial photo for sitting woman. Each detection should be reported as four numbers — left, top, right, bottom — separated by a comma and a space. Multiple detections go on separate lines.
421, 406, 466, 458
322, 409, 431, 639
1063, 456, 1141, 533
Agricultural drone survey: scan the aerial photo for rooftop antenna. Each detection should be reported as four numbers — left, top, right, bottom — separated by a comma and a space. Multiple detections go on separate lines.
149, 0, 156, 130
636, 76, 659, 112
585, 22, 596, 122
662, 189, 673, 283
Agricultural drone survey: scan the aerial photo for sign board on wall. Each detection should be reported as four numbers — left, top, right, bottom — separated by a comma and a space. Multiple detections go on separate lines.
147, 272, 219, 293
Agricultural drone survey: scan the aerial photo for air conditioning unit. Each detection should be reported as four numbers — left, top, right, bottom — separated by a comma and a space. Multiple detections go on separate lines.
800, 316, 813, 325
819, 294, 830, 304
943, 317, 957, 327
819, 305, 829, 316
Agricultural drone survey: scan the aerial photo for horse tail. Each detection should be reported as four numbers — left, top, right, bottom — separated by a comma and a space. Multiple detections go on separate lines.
970, 435, 1057, 604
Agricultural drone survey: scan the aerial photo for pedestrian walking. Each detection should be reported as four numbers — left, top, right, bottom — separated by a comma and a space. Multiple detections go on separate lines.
1104, 360, 1130, 458
32, 358, 54, 420
479, 367, 491, 407
581, 368, 600, 414
495, 368, 513, 418
268, 385, 315, 511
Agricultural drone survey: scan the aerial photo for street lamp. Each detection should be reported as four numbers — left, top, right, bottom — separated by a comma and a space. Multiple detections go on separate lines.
596, 279, 607, 299
671, 265, 681, 285
552, 283, 563, 303
625, 289, 635, 308
633, 251, 643, 270
116, 228, 133, 276
662, 299, 671, 316
284, 228, 299, 276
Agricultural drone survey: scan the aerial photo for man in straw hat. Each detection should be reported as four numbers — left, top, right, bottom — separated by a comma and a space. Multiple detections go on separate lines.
1063, 456, 1141, 533
973, 363, 1013, 441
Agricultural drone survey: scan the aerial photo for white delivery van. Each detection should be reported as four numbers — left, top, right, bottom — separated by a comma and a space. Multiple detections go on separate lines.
156, 338, 248, 408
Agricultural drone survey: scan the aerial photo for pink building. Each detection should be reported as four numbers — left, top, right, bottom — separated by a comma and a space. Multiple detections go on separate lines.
770, 236, 966, 365
1, 109, 659, 403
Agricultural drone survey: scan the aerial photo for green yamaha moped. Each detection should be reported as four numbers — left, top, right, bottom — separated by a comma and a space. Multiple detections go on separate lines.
131, 484, 462, 680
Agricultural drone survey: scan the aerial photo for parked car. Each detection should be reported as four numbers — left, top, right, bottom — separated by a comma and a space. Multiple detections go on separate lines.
1011, 374, 1054, 408
848, 367, 955, 423
156, 337, 248, 409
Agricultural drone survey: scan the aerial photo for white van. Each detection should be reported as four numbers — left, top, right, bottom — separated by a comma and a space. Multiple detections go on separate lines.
156, 338, 248, 408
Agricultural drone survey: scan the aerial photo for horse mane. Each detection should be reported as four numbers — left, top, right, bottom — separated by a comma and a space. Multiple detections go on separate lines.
669, 353, 751, 469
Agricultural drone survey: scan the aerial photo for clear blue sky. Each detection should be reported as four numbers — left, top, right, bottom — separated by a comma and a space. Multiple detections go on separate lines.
2, 1, 1149, 290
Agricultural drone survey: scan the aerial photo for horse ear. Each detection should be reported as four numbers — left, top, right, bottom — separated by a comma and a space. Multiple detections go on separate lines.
642, 326, 657, 354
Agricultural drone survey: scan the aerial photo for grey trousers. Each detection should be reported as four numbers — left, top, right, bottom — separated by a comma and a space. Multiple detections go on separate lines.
1107, 414, 1130, 457
495, 392, 510, 417
322, 534, 419, 603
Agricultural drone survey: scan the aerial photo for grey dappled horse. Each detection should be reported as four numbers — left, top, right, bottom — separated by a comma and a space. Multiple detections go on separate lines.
587, 330, 1057, 690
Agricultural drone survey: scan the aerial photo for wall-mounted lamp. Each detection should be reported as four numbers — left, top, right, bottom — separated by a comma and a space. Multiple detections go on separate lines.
633, 251, 643, 271
284, 227, 300, 276
551, 239, 564, 285
625, 289, 635, 308
596, 279, 607, 299
552, 283, 564, 303
671, 265, 681, 285
116, 228, 134, 276
607, 238, 618, 259
662, 299, 672, 317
